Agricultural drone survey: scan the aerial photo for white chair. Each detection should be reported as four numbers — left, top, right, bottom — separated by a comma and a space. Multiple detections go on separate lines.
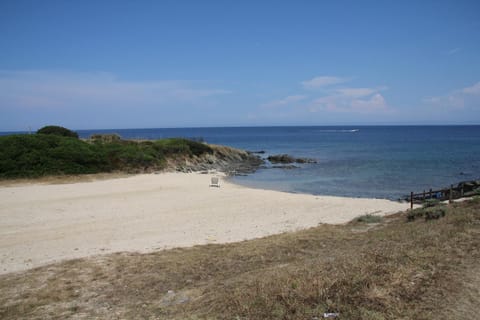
210, 176, 220, 187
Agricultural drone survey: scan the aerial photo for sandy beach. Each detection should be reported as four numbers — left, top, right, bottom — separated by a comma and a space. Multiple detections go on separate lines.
0, 173, 410, 274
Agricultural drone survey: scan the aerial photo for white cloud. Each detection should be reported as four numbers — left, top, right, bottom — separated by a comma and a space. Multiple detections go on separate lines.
336, 87, 376, 97
0, 70, 231, 110
446, 47, 461, 56
309, 92, 389, 114
462, 81, 480, 95
259, 77, 390, 117
301, 76, 350, 89
301, 82, 389, 114
351, 93, 388, 112
423, 81, 480, 110
261, 95, 307, 108
335, 86, 387, 98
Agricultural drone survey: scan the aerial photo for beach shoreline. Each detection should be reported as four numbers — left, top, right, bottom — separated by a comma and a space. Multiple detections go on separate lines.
0, 172, 411, 275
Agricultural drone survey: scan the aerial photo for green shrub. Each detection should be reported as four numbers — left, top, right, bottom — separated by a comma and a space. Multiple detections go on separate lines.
37, 125, 79, 139
355, 214, 383, 223
407, 205, 448, 222
0, 134, 106, 178
0, 134, 213, 179
472, 195, 480, 204
422, 199, 441, 208
425, 208, 446, 220
101, 141, 163, 170
154, 138, 213, 157
185, 139, 213, 156
90, 134, 121, 143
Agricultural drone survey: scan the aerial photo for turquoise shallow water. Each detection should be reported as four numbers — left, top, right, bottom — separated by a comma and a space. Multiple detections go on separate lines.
5, 125, 479, 199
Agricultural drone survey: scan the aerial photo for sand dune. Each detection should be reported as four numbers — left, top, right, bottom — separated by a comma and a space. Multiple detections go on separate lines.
0, 173, 410, 274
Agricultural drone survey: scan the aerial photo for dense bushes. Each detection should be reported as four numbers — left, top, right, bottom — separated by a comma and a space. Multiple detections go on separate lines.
154, 138, 213, 157
0, 134, 106, 177
97, 140, 163, 171
0, 134, 213, 178
37, 125, 79, 138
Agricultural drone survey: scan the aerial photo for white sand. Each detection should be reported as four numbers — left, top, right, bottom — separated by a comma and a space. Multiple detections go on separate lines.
0, 173, 410, 274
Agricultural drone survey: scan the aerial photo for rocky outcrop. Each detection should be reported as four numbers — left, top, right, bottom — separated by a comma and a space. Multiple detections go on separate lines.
271, 165, 300, 170
267, 154, 317, 164
294, 157, 318, 164
168, 144, 264, 175
162, 145, 320, 174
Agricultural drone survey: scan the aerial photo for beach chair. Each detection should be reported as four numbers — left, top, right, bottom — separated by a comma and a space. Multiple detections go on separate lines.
210, 176, 220, 187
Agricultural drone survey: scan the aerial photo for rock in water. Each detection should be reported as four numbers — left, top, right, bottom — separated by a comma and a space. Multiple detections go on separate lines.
267, 154, 297, 164
267, 154, 317, 164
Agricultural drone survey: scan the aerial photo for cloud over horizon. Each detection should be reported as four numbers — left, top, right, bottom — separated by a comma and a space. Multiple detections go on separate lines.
423, 81, 480, 110
301, 76, 351, 90
260, 76, 390, 119
1, 69, 478, 130
0, 70, 231, 110
260, 95, 308, 108
0, 70, 232, 130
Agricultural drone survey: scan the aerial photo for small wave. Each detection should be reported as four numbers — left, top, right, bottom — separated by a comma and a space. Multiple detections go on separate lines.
311, 129, 360, 133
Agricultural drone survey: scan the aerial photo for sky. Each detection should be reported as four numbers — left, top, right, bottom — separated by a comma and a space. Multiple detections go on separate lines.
1, 0, 479, 131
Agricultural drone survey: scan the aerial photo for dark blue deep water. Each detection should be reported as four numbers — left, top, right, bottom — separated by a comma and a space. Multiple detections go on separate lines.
6, 126, 480, 199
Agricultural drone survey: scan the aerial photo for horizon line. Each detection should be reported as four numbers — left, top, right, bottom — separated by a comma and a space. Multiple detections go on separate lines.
2, 123, 480, 134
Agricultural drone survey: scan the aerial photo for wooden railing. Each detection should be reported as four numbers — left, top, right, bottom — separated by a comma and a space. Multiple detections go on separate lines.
409, 184, 467, 210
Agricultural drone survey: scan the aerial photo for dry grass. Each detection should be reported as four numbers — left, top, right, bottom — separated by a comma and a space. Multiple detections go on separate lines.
1, 199, 479, 319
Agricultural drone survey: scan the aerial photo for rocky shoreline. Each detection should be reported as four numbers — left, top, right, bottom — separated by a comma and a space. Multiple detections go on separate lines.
266, 154, 317, 164
171, 147, 320, 175
170, 144, 264, 175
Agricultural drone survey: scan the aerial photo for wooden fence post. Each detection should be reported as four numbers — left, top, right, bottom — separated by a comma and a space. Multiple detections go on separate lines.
410, 191, 414, 210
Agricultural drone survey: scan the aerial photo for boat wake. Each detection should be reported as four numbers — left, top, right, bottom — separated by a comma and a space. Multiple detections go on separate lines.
312, 129, 360, 133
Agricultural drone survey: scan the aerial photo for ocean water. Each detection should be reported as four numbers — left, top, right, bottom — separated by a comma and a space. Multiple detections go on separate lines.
73, 126, 480, 200
6, 126, 480, 199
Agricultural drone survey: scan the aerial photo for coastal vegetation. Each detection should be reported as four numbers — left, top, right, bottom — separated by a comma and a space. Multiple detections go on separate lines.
0, 127, 262, 179
1, 199, 478, 319
354, 213, 383, 223
36, 125, 80, 139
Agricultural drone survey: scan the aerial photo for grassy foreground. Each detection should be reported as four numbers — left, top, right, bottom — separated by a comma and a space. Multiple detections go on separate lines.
1, 199, 479, 319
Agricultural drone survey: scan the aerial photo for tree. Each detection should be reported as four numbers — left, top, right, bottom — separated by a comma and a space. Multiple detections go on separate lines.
37, 125, 79, 139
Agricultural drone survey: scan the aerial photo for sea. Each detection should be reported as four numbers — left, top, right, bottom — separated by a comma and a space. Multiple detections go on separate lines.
4, 126, 480, 200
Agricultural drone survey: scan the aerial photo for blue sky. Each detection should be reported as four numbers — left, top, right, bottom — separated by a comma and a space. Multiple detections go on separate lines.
1, 0, 479, 131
